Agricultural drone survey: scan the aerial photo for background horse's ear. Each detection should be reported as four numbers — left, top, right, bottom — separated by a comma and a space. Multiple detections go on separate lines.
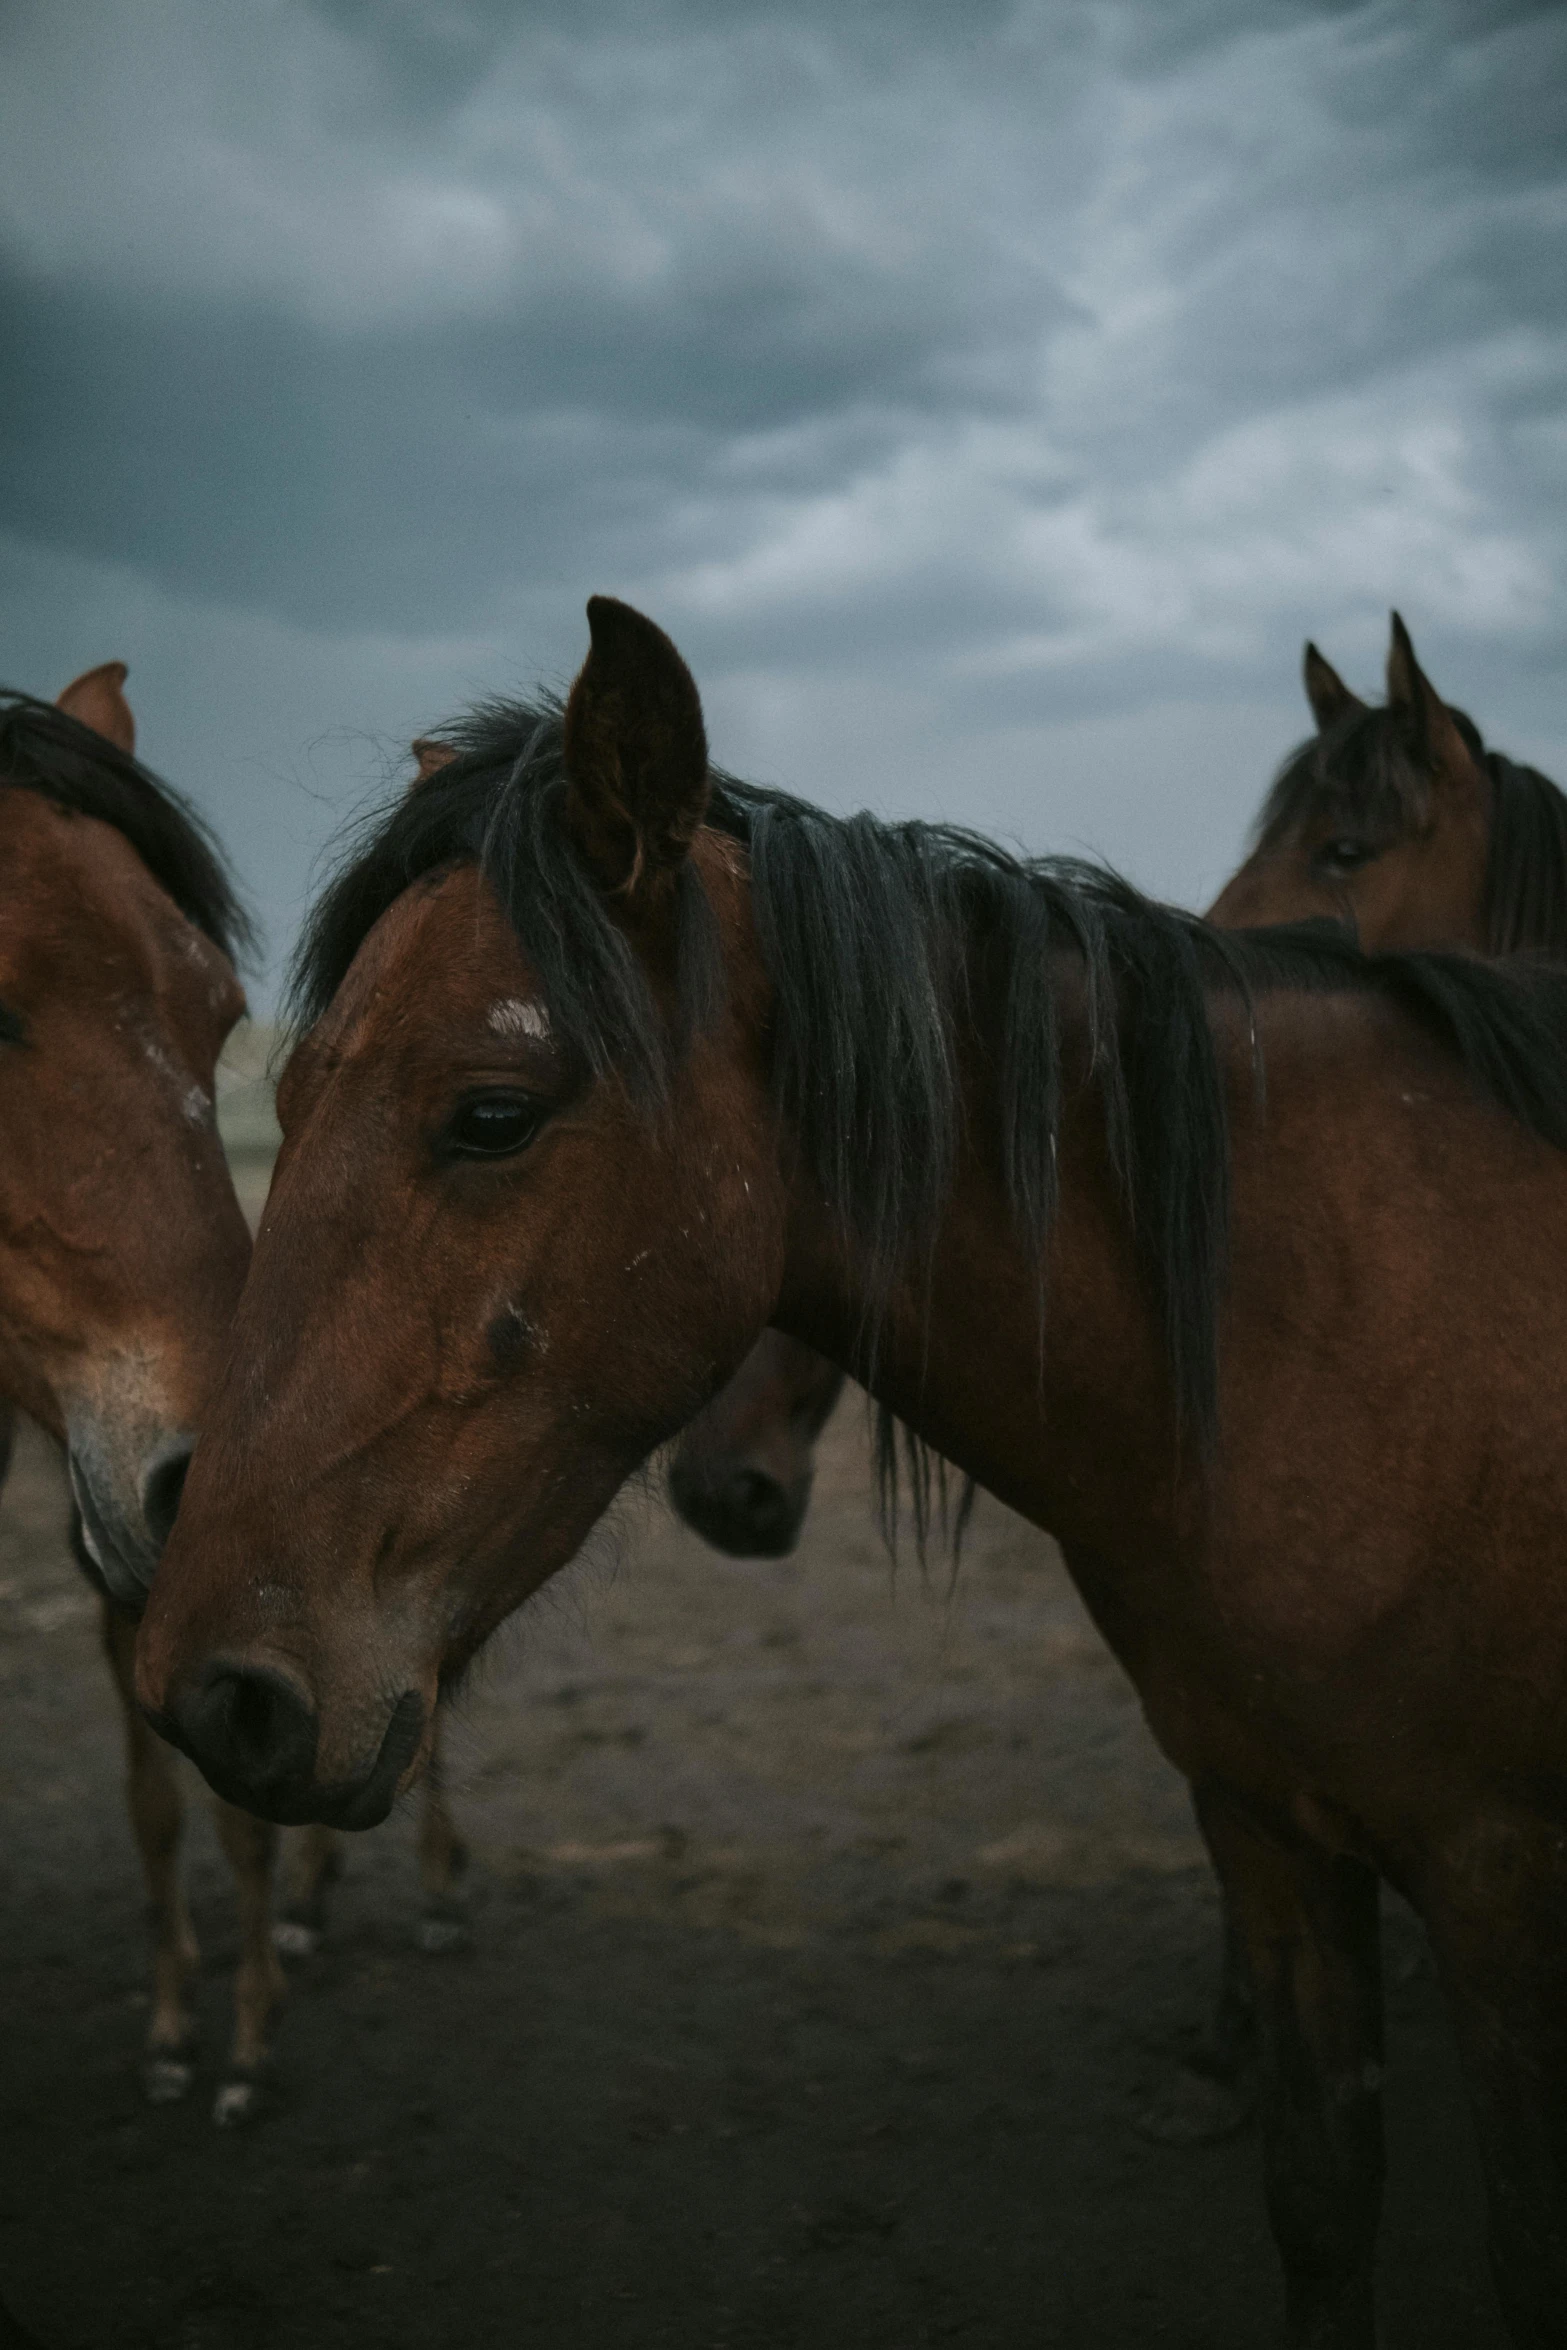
1385, 613, 1477, 785
1302, 642, 1362, 732
562, 596, 709, 899
408, 737, 457, 792
55, 661, 135, 754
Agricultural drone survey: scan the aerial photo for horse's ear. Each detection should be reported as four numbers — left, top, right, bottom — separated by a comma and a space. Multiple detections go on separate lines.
408, 737, 457, 792
1302, 642, 1362, 732
1385, 613, 1476, 784
56, 661, 135, 754
562, 597, 709, 899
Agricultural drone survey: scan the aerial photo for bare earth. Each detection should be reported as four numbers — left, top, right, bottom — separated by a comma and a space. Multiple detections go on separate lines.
0, 1371, 1505, 2348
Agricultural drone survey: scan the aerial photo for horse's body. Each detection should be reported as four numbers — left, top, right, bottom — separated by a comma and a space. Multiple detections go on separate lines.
663, 615, 1567, 1577
668, 624, 1567, 1594
139, 602, 1567, 2344
0, 664, 283, 2122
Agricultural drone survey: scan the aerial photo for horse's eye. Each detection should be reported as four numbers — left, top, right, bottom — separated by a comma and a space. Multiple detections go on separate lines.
443, 1091, 542, 1160
1315, 837, 1377, 876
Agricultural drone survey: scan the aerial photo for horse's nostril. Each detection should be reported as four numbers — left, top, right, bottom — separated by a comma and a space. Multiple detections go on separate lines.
728, 1468, 784, 1519
175, 1660, 320, 1811
141, 1440, 195, 1552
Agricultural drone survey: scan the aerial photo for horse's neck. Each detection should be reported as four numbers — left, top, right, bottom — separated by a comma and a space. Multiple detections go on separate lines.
772, 1018, 1191, 1561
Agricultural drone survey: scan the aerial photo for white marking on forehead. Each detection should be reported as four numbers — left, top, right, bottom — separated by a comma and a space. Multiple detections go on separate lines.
488, 997, 550, 1042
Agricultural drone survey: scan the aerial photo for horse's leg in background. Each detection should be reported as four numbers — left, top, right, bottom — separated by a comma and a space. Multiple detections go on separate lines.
416, 1703, 469, 1954
275, 1708, 468, 1958
274, 1826, 341, 1958
209, 1799, 282, 2126
1423, 1833, 1567, 2348
100, 1601, 201, 2101
1196, 1787, 1383, 2349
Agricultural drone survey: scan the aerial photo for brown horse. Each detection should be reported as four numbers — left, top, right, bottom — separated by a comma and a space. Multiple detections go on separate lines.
654, 615, 1567, 2136
0, 664, 281, 2123
140, 599, 1567, 2345
672, 612, 1567, 1583
1211, 611, 1567, 956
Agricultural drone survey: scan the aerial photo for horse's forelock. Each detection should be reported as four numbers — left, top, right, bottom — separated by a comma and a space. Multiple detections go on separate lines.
0, 690, 251, 966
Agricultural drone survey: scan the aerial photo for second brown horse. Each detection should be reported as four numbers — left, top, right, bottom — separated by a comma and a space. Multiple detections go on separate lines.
139, 598, 1567, 2344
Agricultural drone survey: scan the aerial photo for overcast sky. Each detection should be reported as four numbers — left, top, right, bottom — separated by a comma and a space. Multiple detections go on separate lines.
1, 0, 1563, 1001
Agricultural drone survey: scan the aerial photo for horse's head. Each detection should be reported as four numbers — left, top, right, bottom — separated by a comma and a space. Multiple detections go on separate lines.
667, 1330, 843, 1558
1207, 615, 1491, 950
0, 663, 252, 1605
138, 601, 791, 1826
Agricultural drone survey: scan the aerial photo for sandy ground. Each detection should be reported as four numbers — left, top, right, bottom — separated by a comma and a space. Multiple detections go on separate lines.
0, 1141, 1510, 2349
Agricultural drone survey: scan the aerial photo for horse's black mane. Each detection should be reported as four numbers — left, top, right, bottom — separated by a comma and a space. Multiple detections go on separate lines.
0, 690, 251, 963
1255, 700, 1567, 958
291, 696, 1567, 1474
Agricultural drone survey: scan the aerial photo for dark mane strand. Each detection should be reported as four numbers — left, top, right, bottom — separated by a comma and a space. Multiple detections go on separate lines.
872, 1405, 977, 1569
290, 698, 1567, 1471
1483, 754, 1567, 958
0, 690, 252, 963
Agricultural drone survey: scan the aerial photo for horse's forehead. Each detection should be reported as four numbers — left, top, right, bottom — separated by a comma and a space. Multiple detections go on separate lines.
319, 865, 538, 1055
0, 789, 125, 901
0, 792, 235, 1006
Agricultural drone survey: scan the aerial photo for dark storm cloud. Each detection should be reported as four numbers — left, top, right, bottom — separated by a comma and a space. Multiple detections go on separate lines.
0, 267, 917, 628
0, 0, 1073, 633
0, 0, 1562, 981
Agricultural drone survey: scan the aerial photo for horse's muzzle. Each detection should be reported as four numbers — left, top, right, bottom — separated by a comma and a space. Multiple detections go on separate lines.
148, 1663, 425, 1829
667, 1460, 811, 1558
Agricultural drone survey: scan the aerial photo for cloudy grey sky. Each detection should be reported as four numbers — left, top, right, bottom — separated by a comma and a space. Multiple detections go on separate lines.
1, 0, 1563, 999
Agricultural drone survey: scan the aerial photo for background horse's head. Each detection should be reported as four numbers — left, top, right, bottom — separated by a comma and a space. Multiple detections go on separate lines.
138, 602, 789, 1827
667, 1331, 844, 1558
0, 663, 253, 1606
1207, 615, 1497, 949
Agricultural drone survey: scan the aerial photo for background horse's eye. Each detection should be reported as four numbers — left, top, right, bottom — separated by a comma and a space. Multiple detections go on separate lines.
1314, 837, 1377, 876
444, 1091, 542, 1160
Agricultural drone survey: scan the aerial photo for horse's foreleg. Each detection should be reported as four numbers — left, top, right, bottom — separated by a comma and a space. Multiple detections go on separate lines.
416, 1704, 469, 1954
274, 1824, 341, 1957
1423, 1832, 1567, 2348
1196, 1786, 1383, 2350
101, 1601, 201, 2101
210, 1799, 282, 2126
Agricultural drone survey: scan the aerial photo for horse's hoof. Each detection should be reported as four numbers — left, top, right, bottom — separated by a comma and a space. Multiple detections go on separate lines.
272, 1917, 321, 1960
415, 1912, 470, 1957
1130, 2064, 1254, 2145
142, 2053, 196, 2105
212, 2074, 262, 2128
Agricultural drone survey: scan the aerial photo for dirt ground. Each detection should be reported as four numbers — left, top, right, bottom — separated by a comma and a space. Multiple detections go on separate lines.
0, 1357, 1508, 2348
